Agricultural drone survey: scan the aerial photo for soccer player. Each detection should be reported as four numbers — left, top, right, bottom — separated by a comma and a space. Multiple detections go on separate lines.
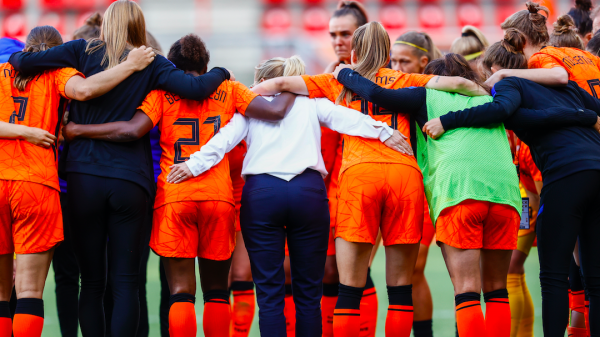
7, 1, 236, 335
566, 0, 594, 46
251, 22, 489, 337
450, 26, 490, 80
61, 34, 297, 337
0, 25, 155, 337
390, 31, 442, 74
389, 29, 443, 337
423, 29, 600, 337
486, 2, 600, 97
323, 3, 380, 336
505, 135, 541, 337
167, 53, 411, 337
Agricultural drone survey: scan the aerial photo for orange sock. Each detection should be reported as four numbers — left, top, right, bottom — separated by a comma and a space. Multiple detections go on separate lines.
455, 292, 485, 337
13, 299, 44, 337
203, 290, 231, 337
360, 273, 378, 337
0, 301, 11, 337
168, 294, 197, 337
568, 326, 588, 337
230, 282, 255, 337
284, 285, 296, 337
333, 284, 363, 337
322, 283, 338, 337
484, 289, 511, 337
585, 299, 590, 337
385, 285, 413, 337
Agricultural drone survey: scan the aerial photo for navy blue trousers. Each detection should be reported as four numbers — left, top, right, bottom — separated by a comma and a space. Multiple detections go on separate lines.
240, 169, 330, 337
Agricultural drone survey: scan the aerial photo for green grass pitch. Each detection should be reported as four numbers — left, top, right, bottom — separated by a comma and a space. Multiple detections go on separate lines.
40, 246, 544, 336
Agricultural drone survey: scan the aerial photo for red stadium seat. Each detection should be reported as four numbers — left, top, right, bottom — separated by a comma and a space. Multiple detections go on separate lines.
262, 7, 292, 33
303, 6, 329, 31
262, 0, 286, 4
2, 12, 26, 38
380, 5, 406, 30
457, 3, 483, 27
419, 3, 444, 28
1, 0, 23, 11
38, 12, 64, 35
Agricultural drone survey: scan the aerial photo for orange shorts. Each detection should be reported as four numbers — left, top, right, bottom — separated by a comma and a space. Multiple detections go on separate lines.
0, 180, 63, 255
436, 199, 520, 250
335, 163, 424, 246
151, 200, 236, 260
421, 199, 435, 247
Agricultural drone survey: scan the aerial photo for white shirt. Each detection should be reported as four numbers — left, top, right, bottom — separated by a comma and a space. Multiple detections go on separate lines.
185, 96, 394, 181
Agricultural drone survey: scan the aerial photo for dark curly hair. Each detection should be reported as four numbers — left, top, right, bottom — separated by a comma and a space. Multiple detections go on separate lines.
167, 34, 210, 74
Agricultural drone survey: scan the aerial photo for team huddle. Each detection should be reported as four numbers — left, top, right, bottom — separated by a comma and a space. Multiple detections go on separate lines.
1, 0, 600, 337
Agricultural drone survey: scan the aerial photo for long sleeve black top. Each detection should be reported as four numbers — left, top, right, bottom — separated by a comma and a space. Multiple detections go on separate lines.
9, 39, 229, 195
439, 77, 600, 187
337, 69, 597, 183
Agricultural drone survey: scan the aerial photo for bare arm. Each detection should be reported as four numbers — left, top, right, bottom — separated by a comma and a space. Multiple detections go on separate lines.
244, 92, 297, 121
251, 76, 309, 96
64, 46, 156, 101
0, 121, 56, 148
62, 111, 154, 142
485, 67, 569, 88
425, 76, 489, 96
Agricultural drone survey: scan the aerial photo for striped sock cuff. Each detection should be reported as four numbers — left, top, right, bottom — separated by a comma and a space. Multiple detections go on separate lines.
15, 298, 44, 318
333, 308, 360, 317
203, 289, 230, 305
230, 281, 254, 292
484, 288, 509, 304
363, 287, 377, 297
0, 301, 9, 318
388, 305, 414, 313
455, 292, 480, 311
387, 284, 413, 306
169, 293, 195, 307
335, 284, 363, 310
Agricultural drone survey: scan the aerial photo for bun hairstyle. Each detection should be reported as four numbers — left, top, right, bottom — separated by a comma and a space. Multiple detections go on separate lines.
73, 12, 102, 40
567, 0, 593, 38
254, 55, 306, 85
587, 31, 600, 56
332, 1, 368, 28
14, 26, 64, 91
550, 14, 584, 49
423, 53, 488, 93
501, 1, 550, 46
394, 31, 443, 63
481, 29, 528, 79
449, 26, 489, 61
167, 34, 210, 75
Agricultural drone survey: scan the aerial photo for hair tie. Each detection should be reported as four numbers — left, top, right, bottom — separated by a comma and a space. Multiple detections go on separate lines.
461, 32, 470, 37
395, 41, 428, 53
463, 51, 483, 61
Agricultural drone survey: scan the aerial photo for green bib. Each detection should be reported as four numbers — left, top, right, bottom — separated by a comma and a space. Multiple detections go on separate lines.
418, 89, 521, 225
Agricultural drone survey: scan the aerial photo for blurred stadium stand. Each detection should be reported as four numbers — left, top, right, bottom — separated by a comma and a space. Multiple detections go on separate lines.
0, 0, 579, 84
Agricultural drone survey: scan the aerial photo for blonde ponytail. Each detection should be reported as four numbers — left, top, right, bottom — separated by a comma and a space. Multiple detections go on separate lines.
337, 22, 390, 105
254, 55, 306, 85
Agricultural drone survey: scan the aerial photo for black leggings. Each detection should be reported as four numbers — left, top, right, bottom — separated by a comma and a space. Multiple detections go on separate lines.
537, 170, 600, 337
67, 173, 150, 337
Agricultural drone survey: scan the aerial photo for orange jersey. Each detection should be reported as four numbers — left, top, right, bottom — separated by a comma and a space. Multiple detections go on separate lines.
517, 140, 542, 194
302, 69, 433, 174
529, 46, 600, 97
138, 81, 258, 209
0, 63, 81, 191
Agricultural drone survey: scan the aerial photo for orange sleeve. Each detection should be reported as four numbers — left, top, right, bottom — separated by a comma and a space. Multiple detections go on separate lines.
137, 90, 164, 127
528, 53, 562, 70
232, 82, 259, 115
301, 74, 338, 101
52, 67, 84, 99
405, 73, 435, 88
